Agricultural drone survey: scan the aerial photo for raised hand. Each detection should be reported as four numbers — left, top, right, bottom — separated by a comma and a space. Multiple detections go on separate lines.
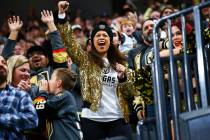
58, 1, 69, 14
8, 16, 23, 32
8, 16, 23, 40
41, 10, 57, 32
41, 10, 54, 24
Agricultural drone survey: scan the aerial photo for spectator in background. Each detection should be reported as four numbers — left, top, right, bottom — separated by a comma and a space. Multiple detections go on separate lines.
0, 20, 8, 54
83, 19, 93, 37
143, 1, 161, 20
71, 24, 88, 50
0, 40, 4, 54
85, 38, 92, 52
158, 24, 183, 57
0, 20, 10, 38
100, 12, 112, 25
7, 55, 31, 91
0, 55, 38, 140
2, 11, 68, 86
25, 25, 44, 43
150, 10, 161, 20
111, 25, 122, 48
14, 41, 26, 55
159, 5, 175, 39
128, 19, 155, 120
161, 5, 174, 17
201, 7, 210, 29
119, 18, 137, 56
171, 25, 183, 49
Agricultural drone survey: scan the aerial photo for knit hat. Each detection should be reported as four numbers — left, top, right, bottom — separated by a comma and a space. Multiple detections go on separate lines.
91, 22, 113, 44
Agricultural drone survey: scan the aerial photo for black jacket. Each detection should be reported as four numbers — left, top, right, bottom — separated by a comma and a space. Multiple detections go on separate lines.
34, 90, 82, 140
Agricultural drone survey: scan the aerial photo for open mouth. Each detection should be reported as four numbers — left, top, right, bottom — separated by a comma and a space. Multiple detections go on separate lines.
174, 41, 182, 47
98, 42, 105, 46
32, 58, 41, 64
97, 40, 106, 48
0, 68, 6, 73
126, 29, 132, 34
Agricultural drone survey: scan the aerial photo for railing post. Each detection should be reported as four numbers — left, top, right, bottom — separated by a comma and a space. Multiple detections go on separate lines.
181, 15, 194, 111
153, 25, 170, 140
193, 6, 208, 108
167, 19, 181, 140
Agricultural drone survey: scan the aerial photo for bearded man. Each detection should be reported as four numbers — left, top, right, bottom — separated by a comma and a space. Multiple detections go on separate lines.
0, 55, 38, 140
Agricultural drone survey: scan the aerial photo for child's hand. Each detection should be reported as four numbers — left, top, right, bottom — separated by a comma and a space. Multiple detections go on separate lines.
39, 80, 49, 92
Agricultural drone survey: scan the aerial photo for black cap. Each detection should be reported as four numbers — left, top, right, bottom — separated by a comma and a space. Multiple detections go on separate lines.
91, 22, 113, 44
26, 45, 48, 58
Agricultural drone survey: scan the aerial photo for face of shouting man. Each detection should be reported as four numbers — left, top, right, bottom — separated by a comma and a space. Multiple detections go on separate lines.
27, 49, 49, 70
142, 20, 154, 46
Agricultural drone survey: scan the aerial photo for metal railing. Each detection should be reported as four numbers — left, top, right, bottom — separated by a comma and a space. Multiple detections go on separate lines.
152, 1, 210, 140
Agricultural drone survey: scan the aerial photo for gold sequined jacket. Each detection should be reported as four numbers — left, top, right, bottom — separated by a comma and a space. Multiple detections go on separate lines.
58, 24, 136, 122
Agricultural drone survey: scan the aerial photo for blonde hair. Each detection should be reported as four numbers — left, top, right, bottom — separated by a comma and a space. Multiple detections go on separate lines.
7, 55, 29, 84
120, 18, 135, 31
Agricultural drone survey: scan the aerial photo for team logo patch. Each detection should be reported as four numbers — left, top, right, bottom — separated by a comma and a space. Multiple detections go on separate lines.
33, 96, 46, 110
103, 68, 110, 74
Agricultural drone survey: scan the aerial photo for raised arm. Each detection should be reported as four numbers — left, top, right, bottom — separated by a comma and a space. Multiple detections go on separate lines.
57, 3, 89, 66
58, 1, 69, 15
53, 0, 69, 24
41, 10, 57, 33
2, 16, 23, 59
41, 10, 68, 64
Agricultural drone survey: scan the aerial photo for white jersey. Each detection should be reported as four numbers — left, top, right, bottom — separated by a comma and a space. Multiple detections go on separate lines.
119, 33, 137, 54
82, 58, 123, 122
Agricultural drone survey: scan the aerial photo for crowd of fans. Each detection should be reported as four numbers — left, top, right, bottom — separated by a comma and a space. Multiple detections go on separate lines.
0, 0, 209, 140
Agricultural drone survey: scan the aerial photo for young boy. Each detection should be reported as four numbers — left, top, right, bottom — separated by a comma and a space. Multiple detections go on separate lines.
119, 18, 137, 56
33, 68, 82, 140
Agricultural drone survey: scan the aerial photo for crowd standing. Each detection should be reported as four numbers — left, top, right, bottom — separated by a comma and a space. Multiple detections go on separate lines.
0, 0, 209, 140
